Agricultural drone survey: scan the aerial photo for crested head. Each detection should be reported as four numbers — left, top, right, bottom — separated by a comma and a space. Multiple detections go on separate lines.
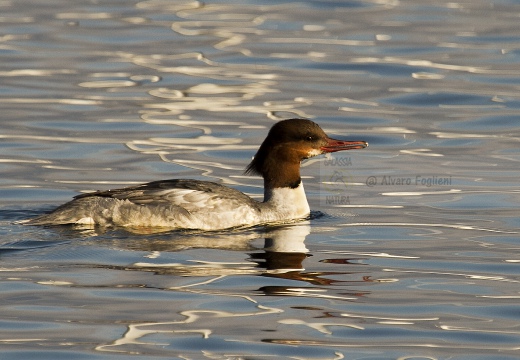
245, 118, 367, 189
245, 119, 326, 176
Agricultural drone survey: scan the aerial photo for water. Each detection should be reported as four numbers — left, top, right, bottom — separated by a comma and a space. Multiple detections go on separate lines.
1, 0, 519, 358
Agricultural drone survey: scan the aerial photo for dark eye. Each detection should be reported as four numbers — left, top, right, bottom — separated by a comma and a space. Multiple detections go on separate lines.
306, 136, 313, 141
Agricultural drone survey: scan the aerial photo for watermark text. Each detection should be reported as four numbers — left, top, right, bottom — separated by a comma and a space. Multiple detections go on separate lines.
365, 175, 452, 187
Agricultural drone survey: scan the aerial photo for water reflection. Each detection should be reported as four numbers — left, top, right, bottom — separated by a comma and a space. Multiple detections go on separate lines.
100, 223, 369, 291
93, 222, 374, 354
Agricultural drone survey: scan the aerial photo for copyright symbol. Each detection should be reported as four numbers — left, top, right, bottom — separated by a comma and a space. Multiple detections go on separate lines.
366, 176, 377, 187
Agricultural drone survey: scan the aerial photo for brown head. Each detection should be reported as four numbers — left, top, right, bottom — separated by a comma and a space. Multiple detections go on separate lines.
245, 119, 367, 188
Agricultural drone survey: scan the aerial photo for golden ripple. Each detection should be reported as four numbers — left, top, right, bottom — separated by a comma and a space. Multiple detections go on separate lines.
78, 80, 138, 88
400, 149, 444, 157
55, 12, 113, 19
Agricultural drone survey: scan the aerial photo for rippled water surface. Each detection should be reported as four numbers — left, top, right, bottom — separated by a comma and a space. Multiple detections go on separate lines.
1, 0, 519, 359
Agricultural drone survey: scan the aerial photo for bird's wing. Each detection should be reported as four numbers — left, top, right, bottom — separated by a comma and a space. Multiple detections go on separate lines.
74, 179, 259, 212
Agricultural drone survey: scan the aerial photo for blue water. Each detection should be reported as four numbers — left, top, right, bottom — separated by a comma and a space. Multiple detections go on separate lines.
1, 0, 519, 359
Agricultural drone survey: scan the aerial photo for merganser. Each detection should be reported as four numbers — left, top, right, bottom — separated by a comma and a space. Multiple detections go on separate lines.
22, 119, 367, 230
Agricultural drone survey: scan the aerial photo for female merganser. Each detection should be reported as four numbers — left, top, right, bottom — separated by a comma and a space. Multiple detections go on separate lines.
23, 119, 367, 230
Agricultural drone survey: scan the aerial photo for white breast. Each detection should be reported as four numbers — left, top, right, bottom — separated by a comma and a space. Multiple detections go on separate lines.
262, 183, 310, 221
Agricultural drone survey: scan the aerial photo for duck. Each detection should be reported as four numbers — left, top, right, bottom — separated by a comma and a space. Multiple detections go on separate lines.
22, 119, 367, 230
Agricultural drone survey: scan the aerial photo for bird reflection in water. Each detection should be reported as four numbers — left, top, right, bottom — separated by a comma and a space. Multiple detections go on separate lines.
94, 222, 371, 299
249, 223, 371, 298
93, 223, 370, 353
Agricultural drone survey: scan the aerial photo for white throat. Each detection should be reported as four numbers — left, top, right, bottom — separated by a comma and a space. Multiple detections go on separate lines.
264, 182, 310, 220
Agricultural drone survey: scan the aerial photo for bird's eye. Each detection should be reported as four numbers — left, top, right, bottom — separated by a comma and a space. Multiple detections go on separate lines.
306, 136, 313, 141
